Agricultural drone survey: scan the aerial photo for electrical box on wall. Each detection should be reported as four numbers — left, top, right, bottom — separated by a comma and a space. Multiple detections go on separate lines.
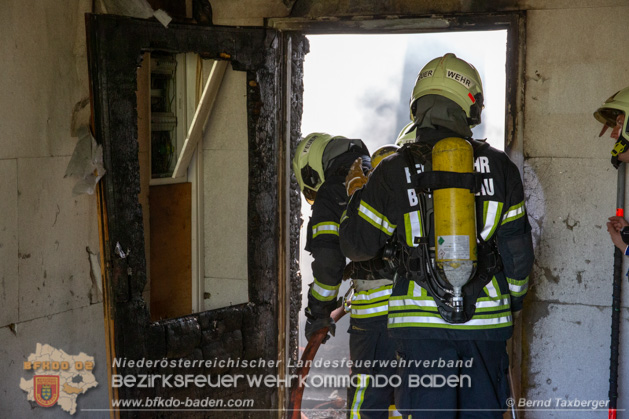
149, 52, 189, 184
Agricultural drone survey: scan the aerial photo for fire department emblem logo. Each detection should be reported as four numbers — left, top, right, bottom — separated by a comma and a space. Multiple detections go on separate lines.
34, 375, 60, 408
21, 344, 98, 415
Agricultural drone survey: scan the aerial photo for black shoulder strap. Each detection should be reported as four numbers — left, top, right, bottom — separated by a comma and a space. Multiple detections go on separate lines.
414, 171, 482, 194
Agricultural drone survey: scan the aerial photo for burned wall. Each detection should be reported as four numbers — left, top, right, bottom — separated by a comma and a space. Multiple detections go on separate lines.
289, 35, 308, 370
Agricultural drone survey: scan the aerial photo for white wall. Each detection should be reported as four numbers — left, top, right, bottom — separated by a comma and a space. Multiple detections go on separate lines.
0, 1, 109, 417
523, 4, 629, 417
203, 68, 249, 311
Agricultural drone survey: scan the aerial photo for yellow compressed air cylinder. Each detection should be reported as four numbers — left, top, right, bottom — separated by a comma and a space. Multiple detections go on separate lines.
432, 137, 477, 291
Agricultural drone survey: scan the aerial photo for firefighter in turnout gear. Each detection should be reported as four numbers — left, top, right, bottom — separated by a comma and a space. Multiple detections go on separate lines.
345, 142, 401, 419
293, 132, 371, 343
339, 53, 535, 418
596, 87, 629, 252
293, 133, 401, 418
594, 86, 629, 169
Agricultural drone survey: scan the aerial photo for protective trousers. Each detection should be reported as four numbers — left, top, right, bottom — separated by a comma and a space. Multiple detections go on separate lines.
394, 339, 510, 419
347, 323, 400, 419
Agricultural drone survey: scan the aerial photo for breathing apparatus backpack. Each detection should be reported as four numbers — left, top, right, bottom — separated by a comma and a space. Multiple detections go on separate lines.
396, 137, 502, 324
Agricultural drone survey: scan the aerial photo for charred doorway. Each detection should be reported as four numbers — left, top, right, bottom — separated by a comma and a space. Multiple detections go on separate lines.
271, 12, 525, 416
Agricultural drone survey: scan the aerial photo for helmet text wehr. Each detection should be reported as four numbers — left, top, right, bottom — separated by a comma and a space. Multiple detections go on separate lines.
447, 70, 474, 89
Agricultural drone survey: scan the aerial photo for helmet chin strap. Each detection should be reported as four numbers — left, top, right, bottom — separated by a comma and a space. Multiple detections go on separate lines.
467, 92, 484, 126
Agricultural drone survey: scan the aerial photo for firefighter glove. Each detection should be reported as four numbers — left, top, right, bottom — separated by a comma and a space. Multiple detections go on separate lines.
305, 311, 336, 344
346, 157, 368, 196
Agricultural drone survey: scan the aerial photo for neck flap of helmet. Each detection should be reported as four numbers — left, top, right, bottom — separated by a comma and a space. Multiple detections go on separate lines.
322, 138, 369, 174
413, 95, 473, 138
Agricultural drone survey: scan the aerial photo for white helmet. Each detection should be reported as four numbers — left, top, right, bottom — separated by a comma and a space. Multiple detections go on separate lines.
594, 86, 629, 168
395, 122, 417, 146
410, 53, 484, 127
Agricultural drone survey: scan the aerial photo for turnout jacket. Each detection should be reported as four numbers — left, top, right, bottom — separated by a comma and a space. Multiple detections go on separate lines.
305, 153, 392, 326
339, 130, 534, 341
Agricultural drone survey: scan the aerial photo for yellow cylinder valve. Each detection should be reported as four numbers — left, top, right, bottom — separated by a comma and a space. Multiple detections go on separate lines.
432, 137, 477, 307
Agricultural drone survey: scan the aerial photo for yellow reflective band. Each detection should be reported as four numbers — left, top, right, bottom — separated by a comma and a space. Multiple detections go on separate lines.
389, 295, 511, 314
389, 296, 438, 311
502, 201, 525, 225
312, 221, 339, 238
349, 374, 370, 418
507, 276, 529, 296
358, 200, 396, 236
389, 405, 403, 419
351, 301, 389, 318
351, 286, 393, 302
404, 211, 423, 247
350, 286, 392, 319
483, 277, 500, 298
475, 295, 511, 312
388, 311, 513, 329
310, 278, 340, 302
388, 278, 513, 328
340, 209, 348, 223
410, 281, 430, 297
481, 201, 503, 241
406, 281, 417, 298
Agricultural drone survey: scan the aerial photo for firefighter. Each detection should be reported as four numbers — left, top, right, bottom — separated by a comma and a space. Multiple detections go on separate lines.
594, 86, 629, 169
595, 87, 629, 252
293, 133, 400, 418
345, 142, 401, 419
293, 133, 371, 342
339, 53, 535, 418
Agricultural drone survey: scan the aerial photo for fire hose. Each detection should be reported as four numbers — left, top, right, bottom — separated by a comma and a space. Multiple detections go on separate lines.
288, 305, 347, 419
